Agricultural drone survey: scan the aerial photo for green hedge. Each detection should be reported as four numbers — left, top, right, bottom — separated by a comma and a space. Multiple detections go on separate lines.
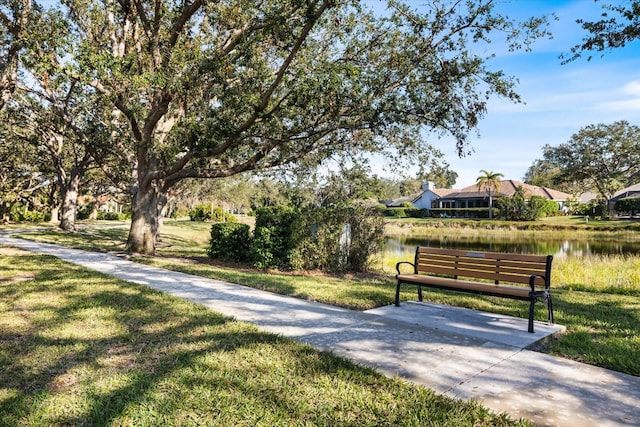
190, 204, 238, 222
207, 222, 252, 262
96, 211, 129, 221
384, 208, 406, 218
383, 207, 429, 218
251, 206, 301, 270
428, 208, 493, 219
208, 205, 384, 273
9, 209, 48, 223
614, 197, 640, 216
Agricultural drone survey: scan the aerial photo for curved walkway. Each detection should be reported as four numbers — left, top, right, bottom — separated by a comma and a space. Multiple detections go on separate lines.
1, 233, 639, 426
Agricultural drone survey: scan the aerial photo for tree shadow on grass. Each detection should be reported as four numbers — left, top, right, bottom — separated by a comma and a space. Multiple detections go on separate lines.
0, 255, 510, 426
1, 273, 278, 425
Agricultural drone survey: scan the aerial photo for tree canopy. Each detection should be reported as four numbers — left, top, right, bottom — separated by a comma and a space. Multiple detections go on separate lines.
2, 0, 552, 253
526, 121, 640, 202
476, 169, 503, 219
0, 0, 34, 110
563, 1, 640, 63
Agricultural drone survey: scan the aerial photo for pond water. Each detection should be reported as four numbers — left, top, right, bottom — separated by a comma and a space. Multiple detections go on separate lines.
385, 235, 640, 258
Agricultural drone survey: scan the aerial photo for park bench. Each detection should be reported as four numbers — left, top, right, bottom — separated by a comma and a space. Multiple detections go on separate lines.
395, 247, 554, 333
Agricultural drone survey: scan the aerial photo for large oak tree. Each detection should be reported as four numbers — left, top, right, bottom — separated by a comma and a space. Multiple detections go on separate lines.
526, 121, 640, 202
0, 107, 49, 222
48, 0, 551, 254
12, 4, 109, 231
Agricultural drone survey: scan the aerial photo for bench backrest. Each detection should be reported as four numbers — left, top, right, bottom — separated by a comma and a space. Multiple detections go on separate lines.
414, 247, 552, 287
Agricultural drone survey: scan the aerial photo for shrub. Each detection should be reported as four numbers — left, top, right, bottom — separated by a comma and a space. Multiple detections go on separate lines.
573, 200, 607, 217
9, 206, 47, 223
20, 210, 47, 223
251, 206, 301, 270
250, 205, 384, 273
495, 187, 560, 221
189, 204, 211, 221
291, 205, 384, 273
190, 204, 238, 222
210, 206, 238, 223
96, 211, 129, 221
404, 208, 430, 218
384, 208, 406, 218
76, 203, 94, 220
346, 205, 384, 272
208, 223, 252, 262
530, 196, 560, 218
614, 197, 640, 217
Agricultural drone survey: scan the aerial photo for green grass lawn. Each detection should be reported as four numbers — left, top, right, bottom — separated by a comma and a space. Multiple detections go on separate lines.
0, 246, 525, 426
386, 215, 640, 236
7, 218, 640, 379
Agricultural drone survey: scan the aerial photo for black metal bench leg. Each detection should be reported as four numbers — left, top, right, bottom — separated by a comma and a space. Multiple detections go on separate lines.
547, 295, 554, 324
528, 299, 535, 333
395, 281, 401, 306
418, 286, 423, 302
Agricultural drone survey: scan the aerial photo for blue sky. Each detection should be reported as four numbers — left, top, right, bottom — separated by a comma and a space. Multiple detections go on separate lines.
375, 0, 640, 187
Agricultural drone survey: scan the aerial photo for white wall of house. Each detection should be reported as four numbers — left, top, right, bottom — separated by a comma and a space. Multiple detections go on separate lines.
412, 190, 439, 209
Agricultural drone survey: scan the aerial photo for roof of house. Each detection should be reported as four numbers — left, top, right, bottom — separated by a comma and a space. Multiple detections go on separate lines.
384, 196, 414, 207
409, 179, 571, 205
431, 188, 457, 197
410, 187, 458, 203
611, 183, 640, 201
444, 180, 571, 201
576, 191, 599, 203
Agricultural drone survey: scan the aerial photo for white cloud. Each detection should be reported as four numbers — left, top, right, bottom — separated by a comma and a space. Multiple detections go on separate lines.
622, 81, 640, 97
599, 98, 640, 113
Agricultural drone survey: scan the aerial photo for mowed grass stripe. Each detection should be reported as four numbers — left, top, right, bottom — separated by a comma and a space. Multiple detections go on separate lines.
0, 248, 525, 426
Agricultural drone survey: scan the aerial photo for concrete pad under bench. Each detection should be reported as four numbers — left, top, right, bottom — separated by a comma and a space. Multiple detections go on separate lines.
366, 301, 565, 349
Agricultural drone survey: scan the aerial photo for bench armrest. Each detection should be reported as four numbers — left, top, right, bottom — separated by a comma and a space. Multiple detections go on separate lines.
529, 274, 549, 291
396, 261, 416, 275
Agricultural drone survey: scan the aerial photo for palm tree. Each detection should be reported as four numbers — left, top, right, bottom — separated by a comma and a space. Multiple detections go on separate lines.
476, 170, 504, 219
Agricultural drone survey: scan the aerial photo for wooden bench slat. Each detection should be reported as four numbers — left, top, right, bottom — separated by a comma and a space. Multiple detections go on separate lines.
418, 254, 547, 270
413, 265, 546, 285
417, 246, 549, 263
422, 264, 548, 279
418, 262, 545, 277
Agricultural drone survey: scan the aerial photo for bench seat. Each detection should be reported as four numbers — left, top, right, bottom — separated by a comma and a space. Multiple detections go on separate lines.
395, 274, 533, 299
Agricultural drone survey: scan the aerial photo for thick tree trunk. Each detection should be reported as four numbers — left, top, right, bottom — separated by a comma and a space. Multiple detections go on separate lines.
49, 206, 59, 223
1, 202, 10, 224
126, 182, 162, 254
59, 175, 80, 231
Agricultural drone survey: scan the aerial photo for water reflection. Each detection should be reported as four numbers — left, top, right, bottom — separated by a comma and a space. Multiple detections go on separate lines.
386, 236, 640, 258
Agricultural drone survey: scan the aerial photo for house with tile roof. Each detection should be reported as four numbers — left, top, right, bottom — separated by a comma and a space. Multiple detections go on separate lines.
610, 183, 640, 202
411, 180, 572, 218
609, 183, 640, 214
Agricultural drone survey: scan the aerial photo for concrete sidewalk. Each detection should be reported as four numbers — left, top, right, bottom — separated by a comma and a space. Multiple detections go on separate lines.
2, 234, 639, 426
